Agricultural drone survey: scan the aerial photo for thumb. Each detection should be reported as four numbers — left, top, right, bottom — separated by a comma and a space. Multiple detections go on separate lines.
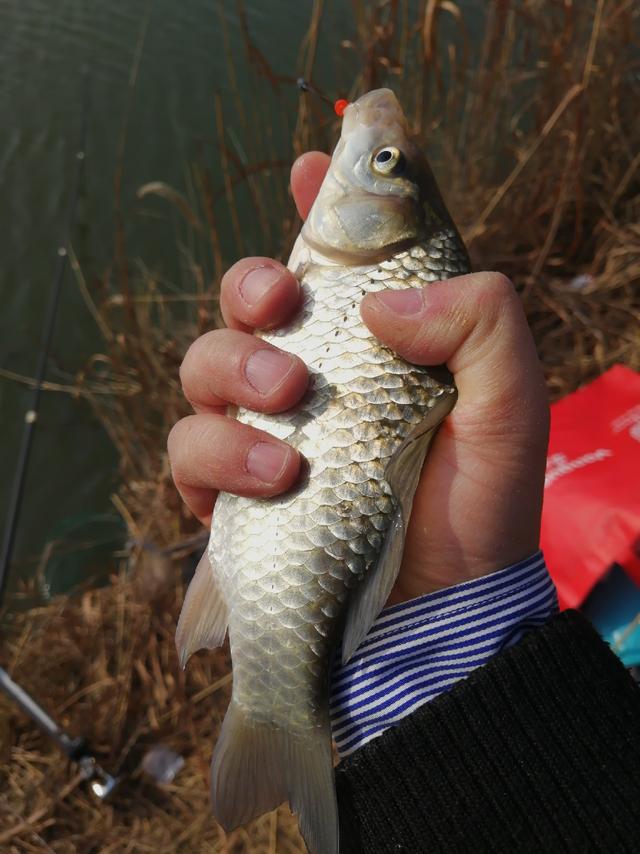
360, 272, 549, 447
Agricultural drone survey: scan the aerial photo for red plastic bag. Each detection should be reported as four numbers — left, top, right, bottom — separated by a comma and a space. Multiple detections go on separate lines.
540, 365, 640, 609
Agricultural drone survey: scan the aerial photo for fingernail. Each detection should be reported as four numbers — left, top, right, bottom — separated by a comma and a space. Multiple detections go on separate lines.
246, 442, 291, 483
374, 288, 424, 315
245, 349, 294, 394
239, 266, 283, 306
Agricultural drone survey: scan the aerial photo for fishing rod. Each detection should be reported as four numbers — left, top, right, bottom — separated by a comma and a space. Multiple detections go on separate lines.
0, 63, 119, 801
297, 77, 349, 116
0, 667, 119, 798
0, 69, 88, 602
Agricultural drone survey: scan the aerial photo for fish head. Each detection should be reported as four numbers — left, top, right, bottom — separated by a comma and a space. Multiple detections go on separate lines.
302, 89, 452, 264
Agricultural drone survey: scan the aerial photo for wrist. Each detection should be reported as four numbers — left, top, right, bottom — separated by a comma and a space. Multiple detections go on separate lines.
390, 541, 544, 605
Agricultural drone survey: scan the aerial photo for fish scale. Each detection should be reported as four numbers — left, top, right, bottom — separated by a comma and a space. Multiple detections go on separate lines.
211, 237, 466, 726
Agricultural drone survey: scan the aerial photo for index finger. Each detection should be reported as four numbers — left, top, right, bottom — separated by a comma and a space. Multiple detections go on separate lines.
291, 151, 331, 220
220, 152, 331, 332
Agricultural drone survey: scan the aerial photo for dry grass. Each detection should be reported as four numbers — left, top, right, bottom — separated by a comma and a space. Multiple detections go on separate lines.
1, 0, 639, 850
0, 566, 302, 852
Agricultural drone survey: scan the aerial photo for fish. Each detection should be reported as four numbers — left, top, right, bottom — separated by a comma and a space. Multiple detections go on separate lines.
176, 88, 470, 853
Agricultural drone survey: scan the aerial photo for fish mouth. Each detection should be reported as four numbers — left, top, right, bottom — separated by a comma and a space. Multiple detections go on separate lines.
342, 89, 408, 137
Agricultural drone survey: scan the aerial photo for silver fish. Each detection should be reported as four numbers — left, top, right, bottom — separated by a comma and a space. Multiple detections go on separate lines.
176, 88, 470, 853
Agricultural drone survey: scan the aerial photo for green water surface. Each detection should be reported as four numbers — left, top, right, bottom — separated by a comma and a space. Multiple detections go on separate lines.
0, 0, 354, 595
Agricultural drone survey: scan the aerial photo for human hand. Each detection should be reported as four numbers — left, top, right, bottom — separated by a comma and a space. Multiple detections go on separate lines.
168, 152, 550, 604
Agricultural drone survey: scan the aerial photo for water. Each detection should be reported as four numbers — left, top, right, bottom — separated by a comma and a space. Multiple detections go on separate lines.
0, 0, 352, 595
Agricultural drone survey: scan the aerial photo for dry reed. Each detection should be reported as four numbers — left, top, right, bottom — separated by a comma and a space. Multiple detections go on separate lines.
1, 1, 639, 850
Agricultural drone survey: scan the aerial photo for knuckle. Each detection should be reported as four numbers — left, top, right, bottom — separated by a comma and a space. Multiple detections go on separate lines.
178, 341, 197, 390
467, 272, 520, 340
167, 418, 189, 468
403, 324, 430, 363
180, 334, 206, 380
479, 271, 516, 304
167, 415, 223, 485
179, 330, 225, 389
167, 414, 203, 458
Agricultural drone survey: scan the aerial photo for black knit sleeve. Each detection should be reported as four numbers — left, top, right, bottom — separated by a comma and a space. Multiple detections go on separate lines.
335, 610, 640, 853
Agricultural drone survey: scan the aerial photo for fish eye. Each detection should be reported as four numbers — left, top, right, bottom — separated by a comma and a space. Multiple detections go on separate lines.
371, 146, 405, 176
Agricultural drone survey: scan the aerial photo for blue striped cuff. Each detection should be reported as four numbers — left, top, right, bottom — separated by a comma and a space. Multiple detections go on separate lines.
330, 551, 558, 757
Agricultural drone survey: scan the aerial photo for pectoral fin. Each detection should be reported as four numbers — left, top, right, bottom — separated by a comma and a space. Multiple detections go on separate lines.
175, 549, 228, 669
341, 388, 457, 664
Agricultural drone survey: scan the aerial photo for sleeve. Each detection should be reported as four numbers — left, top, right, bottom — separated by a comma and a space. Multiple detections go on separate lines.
330, 552, 557, 756
335, 610, 640, 853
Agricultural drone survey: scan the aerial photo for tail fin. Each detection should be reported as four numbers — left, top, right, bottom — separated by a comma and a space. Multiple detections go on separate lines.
211, 699, 338, 854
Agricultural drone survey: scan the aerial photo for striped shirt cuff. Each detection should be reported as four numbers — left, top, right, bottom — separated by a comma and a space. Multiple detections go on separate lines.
330, 551, 558, 757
